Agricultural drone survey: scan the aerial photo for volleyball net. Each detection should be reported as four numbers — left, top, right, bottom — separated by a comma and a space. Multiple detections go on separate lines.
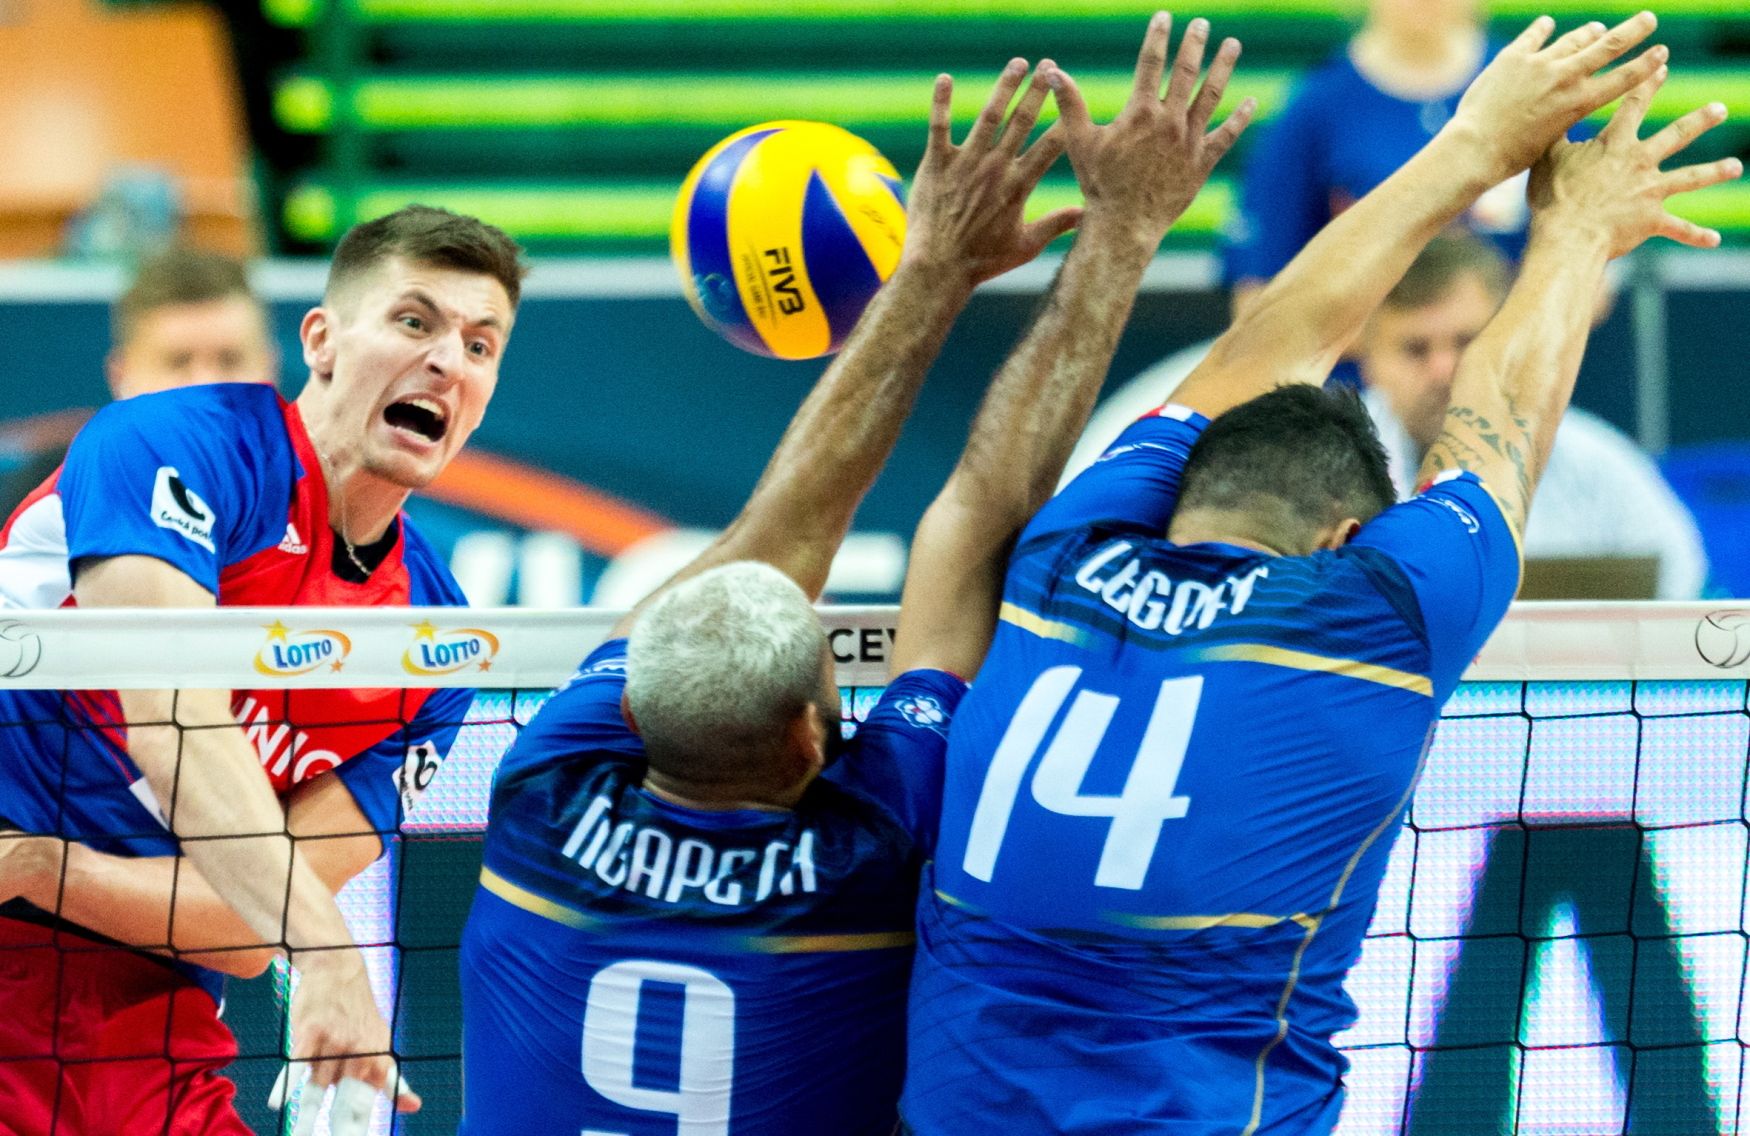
1, 604, 1747, 1135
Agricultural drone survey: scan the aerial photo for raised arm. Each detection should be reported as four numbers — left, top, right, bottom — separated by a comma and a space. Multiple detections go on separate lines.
0, 772, 386, 980
611, 61, 1077, 637
1172, 12, 1667, 419
891, 13, 1254, 678
75, 555, 415, 1111
1420, 77, 1740, 533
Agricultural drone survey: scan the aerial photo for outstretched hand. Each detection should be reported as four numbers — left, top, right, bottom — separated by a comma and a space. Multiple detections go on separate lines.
287, 953, 422, 1121
1453, 11, 1668, 181
1529, 71, 1744, 258
902, 59, 1081, 289
1051, 12, 1255, 247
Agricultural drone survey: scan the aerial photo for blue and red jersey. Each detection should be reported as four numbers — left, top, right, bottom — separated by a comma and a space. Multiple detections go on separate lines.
0, 383, 473, 990
902, 406, 1521, 1134
460, 638, 967, 1136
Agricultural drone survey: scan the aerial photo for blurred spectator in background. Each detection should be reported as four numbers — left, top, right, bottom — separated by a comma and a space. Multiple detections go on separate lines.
107, 246, 276, 399
1359, 232, 1707, 598
0, 247, 275, 514
1222, 0, 1530, 317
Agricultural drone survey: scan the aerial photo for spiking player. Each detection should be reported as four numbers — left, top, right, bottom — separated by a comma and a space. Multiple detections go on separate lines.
457, 36, 1252, 1136
903, 12, 1740, 1134
0, 206, 524, 1133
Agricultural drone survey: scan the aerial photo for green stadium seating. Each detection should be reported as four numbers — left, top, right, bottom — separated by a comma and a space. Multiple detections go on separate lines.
258, 0, 1750, 252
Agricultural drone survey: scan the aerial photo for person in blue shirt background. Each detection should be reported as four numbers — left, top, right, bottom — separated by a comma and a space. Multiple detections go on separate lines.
1222, 0, 1527, 315
904, 15, 1740, 1135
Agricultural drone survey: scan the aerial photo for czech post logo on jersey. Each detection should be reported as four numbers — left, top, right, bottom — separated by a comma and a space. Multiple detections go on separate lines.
150, 466, 216, 552
404, 621, 500, 675
255, 621, 352, 676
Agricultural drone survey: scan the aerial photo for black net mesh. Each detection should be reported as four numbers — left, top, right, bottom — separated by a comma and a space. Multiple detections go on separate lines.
12, 677, 1750, 1134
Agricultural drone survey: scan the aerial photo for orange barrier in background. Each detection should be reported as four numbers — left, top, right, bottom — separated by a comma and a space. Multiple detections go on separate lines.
0, 0, 255, 258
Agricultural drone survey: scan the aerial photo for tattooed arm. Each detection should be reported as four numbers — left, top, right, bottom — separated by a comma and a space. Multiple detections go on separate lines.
1419, 75, 1740, 532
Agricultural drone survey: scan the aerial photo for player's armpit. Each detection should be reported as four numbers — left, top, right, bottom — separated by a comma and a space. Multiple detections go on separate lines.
286, 774, 389, 894
1419, 398, 1537, 537
75, 552, 217, 607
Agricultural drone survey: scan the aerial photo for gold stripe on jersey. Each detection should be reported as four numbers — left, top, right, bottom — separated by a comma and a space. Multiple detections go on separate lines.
479, 866, 600, 930
933, 888, 985, 914
1470, 476, 1526, 590
1189, 643, 1433, 697
1239, 745, 1431, 1136
999, 602, 1089, 646
1111, 911, 1321, 933
746, 931, 916, 954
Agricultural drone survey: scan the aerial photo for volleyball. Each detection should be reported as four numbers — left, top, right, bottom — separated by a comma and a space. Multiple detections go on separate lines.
671, 121, 907, 359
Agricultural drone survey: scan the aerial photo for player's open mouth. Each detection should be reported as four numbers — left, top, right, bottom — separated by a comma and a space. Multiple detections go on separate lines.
384, 398, 449, 443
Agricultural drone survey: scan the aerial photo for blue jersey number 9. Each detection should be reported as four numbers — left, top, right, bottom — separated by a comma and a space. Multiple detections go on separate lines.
963, 666, 1201, 890
581, 959, 735, 1135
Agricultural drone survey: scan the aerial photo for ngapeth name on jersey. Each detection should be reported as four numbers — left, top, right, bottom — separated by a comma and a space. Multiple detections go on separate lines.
561, 794, 819, 907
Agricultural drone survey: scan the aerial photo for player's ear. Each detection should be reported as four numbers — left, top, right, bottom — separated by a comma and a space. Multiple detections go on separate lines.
1320, 518, 1364, 550
104, 347, 130, 401
299, 307, 336, 380
619, 689, 642, 737
784, 705, 828, 785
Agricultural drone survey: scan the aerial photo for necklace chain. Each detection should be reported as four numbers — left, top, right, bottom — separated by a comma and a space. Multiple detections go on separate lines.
337, 531, 372, 579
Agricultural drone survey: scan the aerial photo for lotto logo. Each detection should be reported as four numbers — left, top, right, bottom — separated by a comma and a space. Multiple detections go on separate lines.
404, 621, 500, 675
254, 621, 351, 676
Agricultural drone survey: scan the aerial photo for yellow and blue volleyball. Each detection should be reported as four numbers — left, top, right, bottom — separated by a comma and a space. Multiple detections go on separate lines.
672, 121, 907, 360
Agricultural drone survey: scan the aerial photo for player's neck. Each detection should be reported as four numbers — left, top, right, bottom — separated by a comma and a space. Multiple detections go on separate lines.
641, 771, 802, 814
300, 428, 408, 545
1350, 24, 1484, 101
1166, 509, 1296, 557
323, 470, 407, 547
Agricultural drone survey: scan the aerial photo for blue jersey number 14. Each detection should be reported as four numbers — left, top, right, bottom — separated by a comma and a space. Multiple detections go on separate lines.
582, 959, 735, 1136
963, 667, 1201, 890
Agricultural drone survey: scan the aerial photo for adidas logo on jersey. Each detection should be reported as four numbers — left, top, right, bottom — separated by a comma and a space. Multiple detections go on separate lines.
278, 523, 308, 555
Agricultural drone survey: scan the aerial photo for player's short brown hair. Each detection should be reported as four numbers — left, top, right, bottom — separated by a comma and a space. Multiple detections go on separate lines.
1383, 230, 1511, 312
113, 247, 258, 346
326, 205, 528, 309
1177, 385, 1397, 543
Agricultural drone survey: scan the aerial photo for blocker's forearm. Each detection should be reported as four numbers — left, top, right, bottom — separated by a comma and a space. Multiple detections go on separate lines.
123, 690, 359, 965
1419, 220, 1610, 528
619, 260, 973, 631
1184, 127, 1498, 412
729, 262, 972, 581
892, 214, 1155, 679
48, 844, 279, 978
947, 212, 1157, 523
